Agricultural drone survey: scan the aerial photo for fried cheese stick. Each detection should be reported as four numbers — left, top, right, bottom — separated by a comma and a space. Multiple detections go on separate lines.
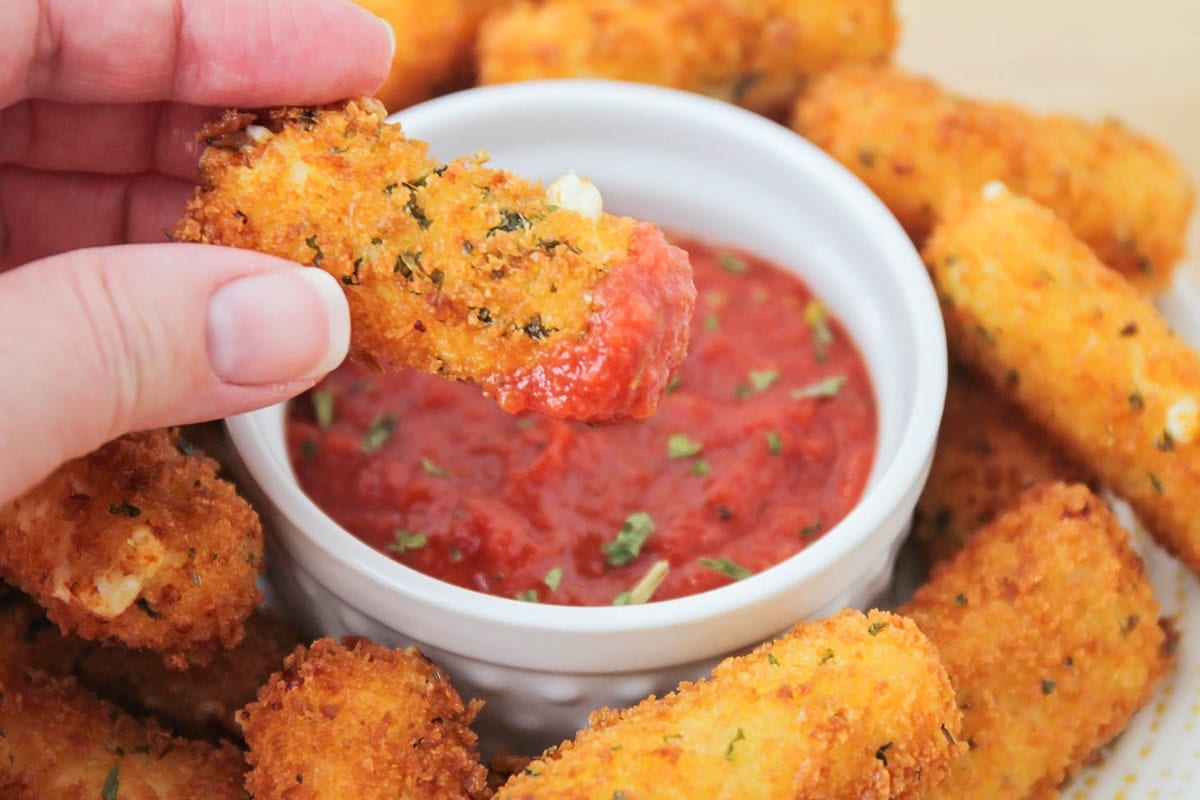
477, 0, 897, 120
912, 364, 1092, 564
498, 610, 963, 800
900, 482, 1174, 798
926, 185, 1200, 577
0, 429, 262, 669
792, 65, 1195, 291
176, 99, 694, 422
0, 667, 247, 799
76, 609, 302, 743
240, 637, 490, 800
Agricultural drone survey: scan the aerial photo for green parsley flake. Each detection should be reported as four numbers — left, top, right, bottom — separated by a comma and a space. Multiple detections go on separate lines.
516, 589, 539, 603
690, 459, 712, 477
311, 388, 335, 428
699, 556, 753, 581
867, 620, 888, 636
767, 653, 780, 666
421, 456, 448, 476
389, 530, 427, 554
799, 520, 822, 540
749, 369, 780, 391
602, 512, 655, 567
102, 765, 120, 800
667, 434, 704, 459
717, 252, 748, 274
724, 727, 746, 760
804, 300, 834, 362
623, 559, 670, 605
791, 375, 847, 400
361, 413, 398, 452
765, 430, 782, 455
544, 566, 564, 591
665, 373, 682, 393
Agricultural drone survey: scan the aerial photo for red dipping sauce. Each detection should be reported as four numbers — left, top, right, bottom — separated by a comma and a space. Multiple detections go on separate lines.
287, 238, 877, 605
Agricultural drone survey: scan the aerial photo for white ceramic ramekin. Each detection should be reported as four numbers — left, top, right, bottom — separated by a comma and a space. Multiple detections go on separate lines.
226, 80, 946, 755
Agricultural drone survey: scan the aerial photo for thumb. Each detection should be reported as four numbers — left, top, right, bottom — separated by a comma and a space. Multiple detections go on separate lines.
0, 242, 349, 501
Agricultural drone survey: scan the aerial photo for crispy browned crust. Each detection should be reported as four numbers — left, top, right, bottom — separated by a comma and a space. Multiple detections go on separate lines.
498, 610, 963, 800
0, 586, 297, 743
175, 98, 693, 421
0, 668, 247, 799
0, 429, 263, 669
925, 186, 1200, 577
240, 637, 490, 800
478, 0, 897, 119
792, 64, 1195, 291
901, 482, 1174, 798
76, 608, 302, 743
912, 364, 1093, 564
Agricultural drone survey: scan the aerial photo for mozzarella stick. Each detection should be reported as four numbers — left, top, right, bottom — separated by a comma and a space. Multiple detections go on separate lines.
0, 429, 262, 669
477, 0, 897, 120
498, 610, 963, 800
912, 364, 1092, 564
925, 185, 1200, 576
900, 482, 1174, 798
793, 65, 1195, 291
176, 98, 694, 422
240, 637, 491, 800
0, 668, 248, 799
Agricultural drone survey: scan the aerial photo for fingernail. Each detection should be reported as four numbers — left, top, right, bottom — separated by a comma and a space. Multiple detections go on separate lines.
207, 268, 350, 385
377, 14, 396, 62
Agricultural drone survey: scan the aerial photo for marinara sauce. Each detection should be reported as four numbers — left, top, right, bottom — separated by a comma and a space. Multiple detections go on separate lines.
287, 238, 876, 605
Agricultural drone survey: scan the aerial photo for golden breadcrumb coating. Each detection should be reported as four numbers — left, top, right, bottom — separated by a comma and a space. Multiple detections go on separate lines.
77, 609, 301, 743
498, 609, 963, 800
901, 482, 1174, 798
240, 637, 490, 800
478, 0, 897, 119
176, 98, 694, 422
925, 186, 1200, 578
912, 364, 1092, 564
0, 668, 247, 800
0, 429, 262, 669
793, 65, 1195, 291
0, 586, 297, 743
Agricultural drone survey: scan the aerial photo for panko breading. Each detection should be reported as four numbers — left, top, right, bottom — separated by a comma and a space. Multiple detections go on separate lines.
900, 482, 1174, 798
912, 364, 1092, 564
176, 99, 694, 422
76, 609, 302, 743
925, 186, 1200, 578
498, 610, 963, 800
0, 669, 247, 800
240, 637, 490, 800
478, 0, 897, 120
0, 429, 262, 669
792, 65, 1195, 291
0, 587, 297, 743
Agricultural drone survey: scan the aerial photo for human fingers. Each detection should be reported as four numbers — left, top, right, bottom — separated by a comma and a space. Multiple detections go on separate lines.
0, 167, 194, 269
0, 100, 213, 179
0, 242, 349, 502
0, 0, 393, 107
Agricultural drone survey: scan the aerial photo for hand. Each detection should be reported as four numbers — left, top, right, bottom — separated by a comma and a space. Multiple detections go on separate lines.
0, 0, 394, 502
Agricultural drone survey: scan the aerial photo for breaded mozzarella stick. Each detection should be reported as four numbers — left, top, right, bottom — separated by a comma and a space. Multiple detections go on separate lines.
925, 186, 1200, 576
478, 0, 897, 120
176, 99, 694, 422
498, 610, 963, 800
901, 482, 1173, 798
793, 65, 1195, 290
